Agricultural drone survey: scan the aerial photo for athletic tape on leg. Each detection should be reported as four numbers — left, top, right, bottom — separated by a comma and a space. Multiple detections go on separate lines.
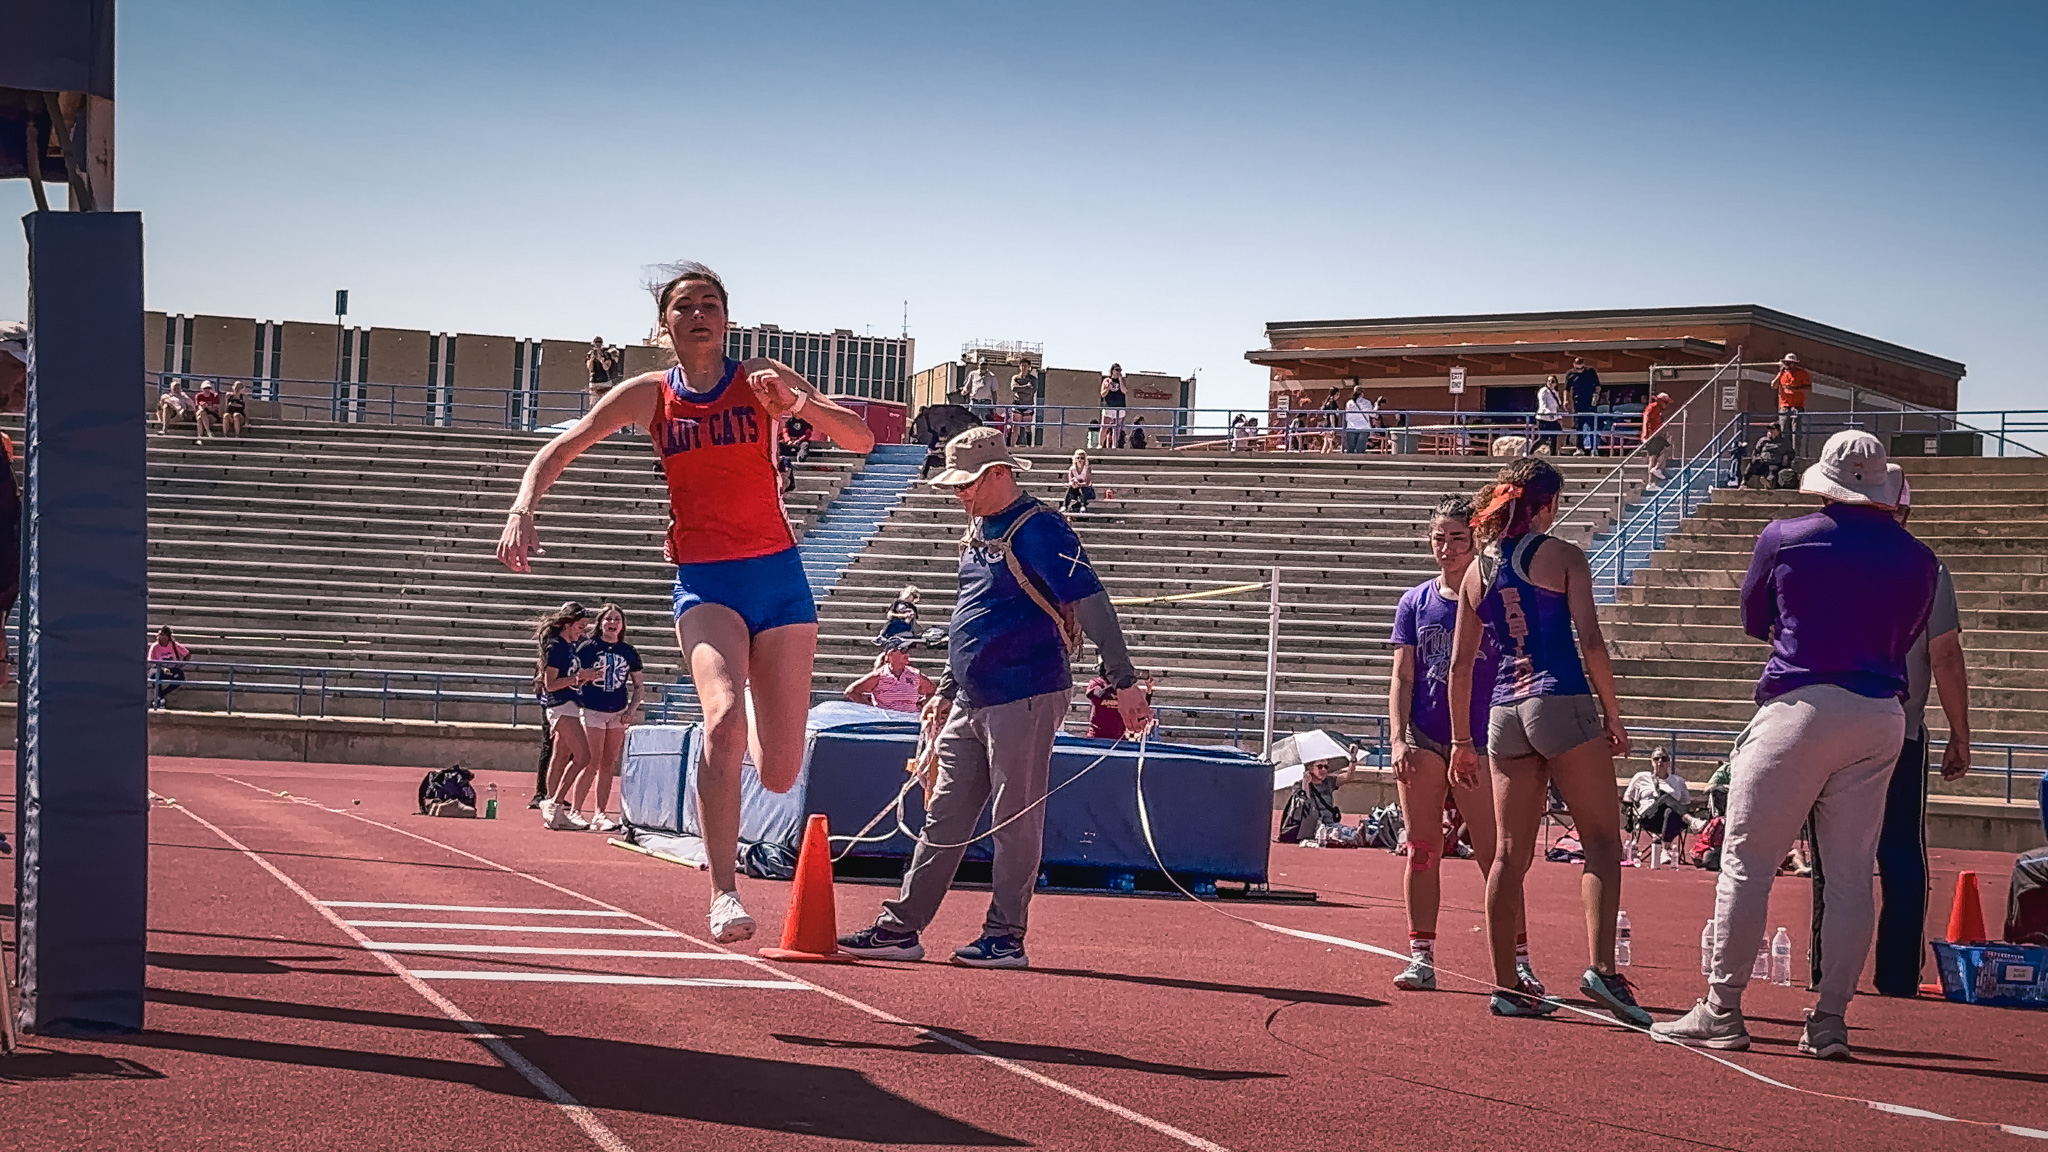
1126, 733, 2048, 1143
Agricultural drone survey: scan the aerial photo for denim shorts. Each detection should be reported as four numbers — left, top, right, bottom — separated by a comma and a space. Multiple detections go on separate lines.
670, 546, 818, 634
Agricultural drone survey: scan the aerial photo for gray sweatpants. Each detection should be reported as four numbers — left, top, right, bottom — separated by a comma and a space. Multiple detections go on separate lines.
1710, 683, 1904, 1017
879, 687, 1069, 939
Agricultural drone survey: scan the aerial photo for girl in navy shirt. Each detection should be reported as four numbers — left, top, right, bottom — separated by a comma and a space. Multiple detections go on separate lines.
535, 601, 602, 830
570, 602, 644, 832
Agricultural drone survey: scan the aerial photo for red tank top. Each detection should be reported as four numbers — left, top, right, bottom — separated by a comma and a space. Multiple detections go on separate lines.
648, 359, 793, 564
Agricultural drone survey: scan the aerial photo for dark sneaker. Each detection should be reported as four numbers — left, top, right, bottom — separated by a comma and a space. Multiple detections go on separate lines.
1581, 968, 1653, 1028
836, 924, 925, 961
1489, 988, 1559, 1017
951, 934, 1028, 969
1798, 1009, 1851, 1060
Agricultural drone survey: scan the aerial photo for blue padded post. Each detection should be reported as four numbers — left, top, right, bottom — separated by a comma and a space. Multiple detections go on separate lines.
14, 209, 148, 1035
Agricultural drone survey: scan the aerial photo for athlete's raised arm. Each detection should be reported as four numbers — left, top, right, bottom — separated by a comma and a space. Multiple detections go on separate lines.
496, 375, 660, 573
741, 357, 876, 454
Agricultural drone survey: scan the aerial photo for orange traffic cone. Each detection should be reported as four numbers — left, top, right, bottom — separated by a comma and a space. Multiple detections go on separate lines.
759, 813, 856, 963
1943, 870, 1989, 944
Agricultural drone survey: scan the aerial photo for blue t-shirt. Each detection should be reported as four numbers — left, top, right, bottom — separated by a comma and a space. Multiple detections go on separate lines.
1390, 577, 1499, 750
540, 637, 583, 706
577, 639, 643, 714
1740, 504, 1937, 705
949, 496, 1105, 708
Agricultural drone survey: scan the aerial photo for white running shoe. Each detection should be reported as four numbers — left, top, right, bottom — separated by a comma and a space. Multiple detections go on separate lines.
545, 804, 586, 831
588, 815, 619, 833
538, 798, 558, 826
709, 891, 756, 944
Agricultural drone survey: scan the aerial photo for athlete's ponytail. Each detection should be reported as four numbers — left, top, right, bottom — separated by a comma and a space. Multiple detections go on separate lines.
1470, 457, 1564, 545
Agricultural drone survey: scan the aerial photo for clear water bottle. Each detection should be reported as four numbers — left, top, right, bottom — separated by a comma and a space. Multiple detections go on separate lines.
1752, 937, 1770, 980
484, 782, 499, 820
1770, 928, 1793, 986
1700, 919, 1715, 976
1615, 910, 1632, 967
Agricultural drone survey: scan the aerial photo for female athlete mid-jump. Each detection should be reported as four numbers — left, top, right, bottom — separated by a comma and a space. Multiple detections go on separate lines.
497, 262, 875, 942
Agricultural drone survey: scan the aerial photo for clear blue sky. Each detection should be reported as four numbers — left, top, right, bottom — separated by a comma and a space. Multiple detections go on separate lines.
4, 0, 2043, 411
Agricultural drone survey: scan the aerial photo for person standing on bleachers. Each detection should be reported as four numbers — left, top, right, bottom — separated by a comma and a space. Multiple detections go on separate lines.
1807, 474, 1971, 998
498, 261, 876, 944
1564, 356, 1601, 455
1533, 377, 1564, 456
837, 427, 1151, 969
1652, 431, 1936, 1060
1774, 353, 1811, 447
1342, 387, 1377, 454
1099, 364, 1128, 449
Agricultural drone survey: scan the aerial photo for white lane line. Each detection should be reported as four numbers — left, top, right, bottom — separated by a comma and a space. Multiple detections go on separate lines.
342, 920, 682, 937
323, 901, 631, 917
168, 802, 635, 1152
408, 972, 806, 989
217, 776, 1237, 1152
364, 943, 746, 960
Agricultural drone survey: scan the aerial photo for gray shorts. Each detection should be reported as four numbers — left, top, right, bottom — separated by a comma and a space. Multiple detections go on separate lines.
1406, 726, 1453, 759
1488, 695, 1604, 759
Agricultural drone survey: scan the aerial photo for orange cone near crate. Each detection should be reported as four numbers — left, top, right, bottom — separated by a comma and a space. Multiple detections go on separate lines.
759, 814, 856, 963
1943, 870, 1989, 944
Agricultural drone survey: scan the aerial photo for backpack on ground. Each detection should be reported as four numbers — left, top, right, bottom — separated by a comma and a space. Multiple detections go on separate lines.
1691, 816, 1725, 870
1361, 803, 1405, 851
418, 765, 478, 818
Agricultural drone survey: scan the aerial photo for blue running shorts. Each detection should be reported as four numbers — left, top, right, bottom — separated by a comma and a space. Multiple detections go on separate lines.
670, 546, 818, 634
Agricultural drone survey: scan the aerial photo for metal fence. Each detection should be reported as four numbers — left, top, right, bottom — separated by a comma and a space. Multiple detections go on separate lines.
152, 371, 597, 433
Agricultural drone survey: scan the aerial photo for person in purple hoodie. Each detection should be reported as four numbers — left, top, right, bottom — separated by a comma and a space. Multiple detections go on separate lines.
1388, 494, 1543, 999
1653, 431, 1938, 1060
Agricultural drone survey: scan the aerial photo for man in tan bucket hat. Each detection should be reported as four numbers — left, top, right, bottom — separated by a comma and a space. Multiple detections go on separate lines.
1653, 430, 1938, 1059
839, 427, 1152, 969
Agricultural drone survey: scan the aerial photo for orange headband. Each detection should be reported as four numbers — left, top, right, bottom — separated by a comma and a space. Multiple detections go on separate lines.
1476, 483, 1523, 523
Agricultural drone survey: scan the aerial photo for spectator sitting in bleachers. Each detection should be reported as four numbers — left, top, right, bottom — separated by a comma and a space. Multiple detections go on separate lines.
1624, 747, 1690, 867
157, 380, 195, 434
1128, 416, 1148, 450
844, 643, 935, 714
875, 585, 921, 646
223, 380, 250, 438
193, 379, 223, 444
148, 625, 191, 710
1743, 424, 1796, 489
1062, 450, 1095, 513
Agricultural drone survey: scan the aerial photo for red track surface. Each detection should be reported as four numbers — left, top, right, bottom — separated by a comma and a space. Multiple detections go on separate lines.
4, 756, 2044, 1151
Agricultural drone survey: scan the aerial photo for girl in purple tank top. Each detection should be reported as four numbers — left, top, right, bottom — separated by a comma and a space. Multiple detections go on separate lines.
1446, 456, 1646, 1026
1387, 494, 1543, 1000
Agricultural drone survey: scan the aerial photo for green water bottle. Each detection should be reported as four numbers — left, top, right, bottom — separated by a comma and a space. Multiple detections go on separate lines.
484, 783, 499, 820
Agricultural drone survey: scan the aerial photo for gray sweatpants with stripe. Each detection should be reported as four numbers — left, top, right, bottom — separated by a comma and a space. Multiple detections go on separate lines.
1710, 683, 1904, 1017
879, 687, 1069, 940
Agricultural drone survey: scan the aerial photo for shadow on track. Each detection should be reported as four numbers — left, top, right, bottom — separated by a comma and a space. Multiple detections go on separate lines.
774, 1029, 1285, 1082
0, 1050, 166, 1084
97, 1026, 1022, 1145
1025, 965, 1387, 1008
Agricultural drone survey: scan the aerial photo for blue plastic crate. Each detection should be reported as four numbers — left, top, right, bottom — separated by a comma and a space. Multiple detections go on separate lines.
1932, 940, 2048, 1008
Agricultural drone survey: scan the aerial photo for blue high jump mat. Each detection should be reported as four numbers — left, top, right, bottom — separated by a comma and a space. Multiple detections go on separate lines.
618, 701, 1279, 894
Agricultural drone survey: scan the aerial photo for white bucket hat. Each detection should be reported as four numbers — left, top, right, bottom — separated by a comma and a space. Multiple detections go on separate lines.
0, 320, 25, 364
1800, 429, 1901, 508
